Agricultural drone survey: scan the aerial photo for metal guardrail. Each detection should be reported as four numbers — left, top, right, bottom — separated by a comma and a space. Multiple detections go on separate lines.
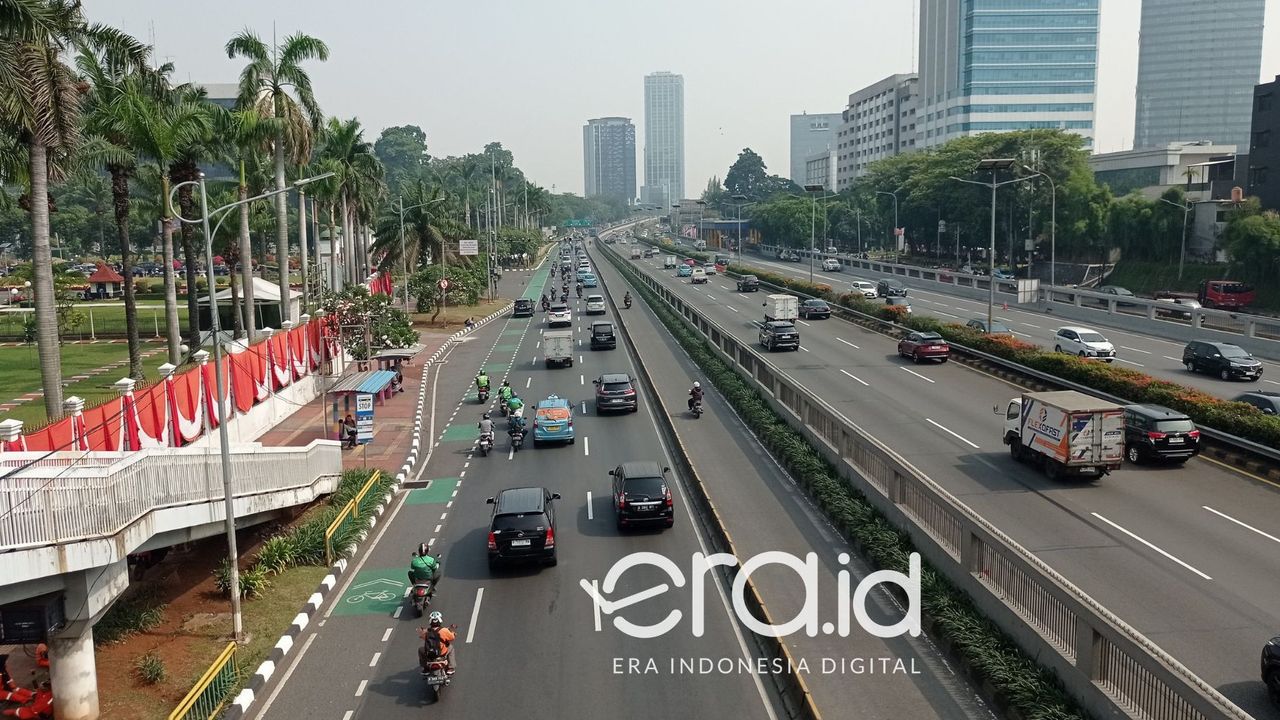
324, 469, 382, 566
0, 440, 342, 552
168, 641, 238, 720
610, 239, 1251, 720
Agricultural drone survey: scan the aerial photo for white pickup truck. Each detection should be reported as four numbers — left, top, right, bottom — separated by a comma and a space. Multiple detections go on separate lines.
998, 390, 1124, 479
763, 294, 799, 322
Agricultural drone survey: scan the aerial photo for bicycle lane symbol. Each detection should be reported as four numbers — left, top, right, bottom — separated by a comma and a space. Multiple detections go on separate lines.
334, 571, 407, 616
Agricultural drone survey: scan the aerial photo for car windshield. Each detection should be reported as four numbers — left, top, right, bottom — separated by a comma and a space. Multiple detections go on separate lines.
536, 407, 571, 421
1220, 346, 1251, 358
1154, 419, 1196, 432
551, 305, 568, 312
1078, 332, 1107, 343
772, 323, 795, 331
989, 322, 1011, 333
603, 382, 632, 392
623, 477, 665, 497
806, 300, 827, 307
918, 332, 942, 341
888, 297, 908, 305
593, 324, 613, 333
587, 296, 603, 302
493, 513, 545, 532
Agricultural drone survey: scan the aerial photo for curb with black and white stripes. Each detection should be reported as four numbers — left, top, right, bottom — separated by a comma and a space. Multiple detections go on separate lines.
223, 301, 514, 720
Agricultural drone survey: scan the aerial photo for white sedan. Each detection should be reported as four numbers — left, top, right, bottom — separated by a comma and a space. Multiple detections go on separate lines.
850, 280, 877, 299
585, 295, 607, 315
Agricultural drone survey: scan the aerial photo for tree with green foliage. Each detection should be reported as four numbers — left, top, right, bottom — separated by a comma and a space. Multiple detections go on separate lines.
1222, 200, 1280, 282
317, 284, 415, 361
374, 125, 429, 196
723, 148, 800, 205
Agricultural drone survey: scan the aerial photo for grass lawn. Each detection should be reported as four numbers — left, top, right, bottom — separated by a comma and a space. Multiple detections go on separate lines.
0, 343, 173, 429
411, 297, 510, 328
0, 305, 189, 342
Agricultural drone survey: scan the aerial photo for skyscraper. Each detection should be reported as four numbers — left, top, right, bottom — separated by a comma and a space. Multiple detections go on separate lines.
916, 0, 1098, 149
583, 117, 636, 203
789, 113, 841, 186
642, 71, 684, 207
1133, 0, 1265, 150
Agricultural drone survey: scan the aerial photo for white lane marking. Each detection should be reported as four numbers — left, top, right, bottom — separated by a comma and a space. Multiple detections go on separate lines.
465, 588, 484, 643
525, 377, 531, 388
582, 401, 587, 413
535, 341, 540, 348
706, 293, 716, 299
1091, 512, 1212, 580
452, 488, 458, 497
580, 355, 584, 363
900, 367, 936, 384
369, 652, 381, 667
1204, 506, 1280, 545
1121, 346, 1152, 354
728, 305, 739, 312
251, 633, 319, 719
1011, 331, 1031, 338
1019, 322, 1041, 329
587, 491, 594, 520
355, 679, 367, 697
800, 346, 810, 352
797, 320, 812, 327
584, 436, 590, 456
934, 311, 960, 319
1116, 358, 1145, 367
392, 606, 403, 619
1163, 355, 1181, 362
381, 628, 393, 642
440, 512, 448, 520
447, 500, 453, 508
434, 524, 442, 533
836, 337, 860, 349
840, 369, 870, 386
342, 711, 354, 720
1265, 379, 1280, 386
925, 418, 979, 448
580, 374, 584, 385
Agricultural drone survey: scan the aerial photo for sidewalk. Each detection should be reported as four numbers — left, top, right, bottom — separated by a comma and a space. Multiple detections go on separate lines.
258, 328, 452, 472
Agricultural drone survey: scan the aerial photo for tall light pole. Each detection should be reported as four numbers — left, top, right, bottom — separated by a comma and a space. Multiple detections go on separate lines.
694, 199, 707, 246
395, 195, 447, 311
170, 170, 332, 644
875, 190, 899, 263
1158, 196, 1193, 280
1022, 165, 1058, 287
949, 158, 1034, 330
731, 194, 752, 261
803, 184, 825, 282
671, 203, 680, 240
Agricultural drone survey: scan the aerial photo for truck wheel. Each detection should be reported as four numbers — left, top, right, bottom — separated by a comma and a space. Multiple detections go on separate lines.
1009, 442, 1022, 462
1045, 460, 1060, 481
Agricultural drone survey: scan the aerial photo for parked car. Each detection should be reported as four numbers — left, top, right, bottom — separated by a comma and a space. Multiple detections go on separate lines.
991, 268, 1016, 280
1053, 326, 1116, 362
876, 279, 907, 297
532, 395, 575, 446
547, 303, 572, 328
967, 318, 1013, 336
1154, 297, 1202, 319
897, 331, 950, 363
1234, 391, 1280, 415
759, 321, 800, 351
1182, 340, 1263, 381
821, 258, 841, 272
593, 373, 639, 413
690, 267, 708, 284
776, 249, 800, 262
610, 462, 674, 530
512, 298, 535, 317
884, 297, 912, 315
1097, 285, 1138, 306
850, 280, 878, 299
589, 321, 616, 350
486, 487, 559, 569
1122, 404, 1200, 465
585, 294, 606, 314
676, 264, 693, 278
798, 299, 831, 319
736, 275, 759, 292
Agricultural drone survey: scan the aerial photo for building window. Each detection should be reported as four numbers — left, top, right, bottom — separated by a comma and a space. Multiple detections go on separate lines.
1250, 166, 1269, 186
1254, 130, 1272, 149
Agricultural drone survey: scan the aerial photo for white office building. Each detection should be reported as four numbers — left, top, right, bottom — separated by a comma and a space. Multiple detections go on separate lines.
582, 117, 636, 203
835, 74, 918, 190
641, 71, 685, 207
789, 113, 842, 186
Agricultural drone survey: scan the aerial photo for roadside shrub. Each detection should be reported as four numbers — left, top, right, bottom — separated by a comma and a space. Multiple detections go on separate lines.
213, 559, 272, 599
133, 651, 166, 684
94, 589, 166, 645
255, 535, 297, 575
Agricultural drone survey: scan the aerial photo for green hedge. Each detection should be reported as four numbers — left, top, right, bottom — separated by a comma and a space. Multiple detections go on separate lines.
725, 258, 1280, 450
606, 247, 1086, 720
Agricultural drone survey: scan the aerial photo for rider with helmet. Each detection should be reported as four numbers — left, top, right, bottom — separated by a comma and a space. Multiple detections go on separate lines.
475, 369, 490, 393
408, 542, 440, 593
417, 611, 456, 674
688, 381, 704, 411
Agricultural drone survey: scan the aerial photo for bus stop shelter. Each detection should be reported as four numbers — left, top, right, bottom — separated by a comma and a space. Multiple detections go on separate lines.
325, 369, 397, 442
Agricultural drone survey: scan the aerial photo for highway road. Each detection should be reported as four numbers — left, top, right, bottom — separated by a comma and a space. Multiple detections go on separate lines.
616, 242, 1280, 717
248, 243, 989, 720
717, 249, 1280, 403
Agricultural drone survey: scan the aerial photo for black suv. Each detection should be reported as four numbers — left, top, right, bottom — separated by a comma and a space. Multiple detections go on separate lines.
512, 298, 534, 317
589, 321, 616, 350
485, 487, 560, 570
877, 279, 907, 297
593, 373, 638, 413
1122, 404, 1200, 465
1235, 391, 1280, 415
1182, 340, 1263, 381
736, 275, 760, 292
1263, 636, 1280, 709
759, 321, 800, 351
610, 462, 674, 530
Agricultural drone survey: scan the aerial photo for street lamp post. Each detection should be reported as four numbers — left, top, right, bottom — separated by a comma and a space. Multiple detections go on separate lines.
395, 195, 447, 312
731, 194, 751, 261
1158, 196, 1192, 280
671, 204, 680, 239
694, 200, 707, 246
949, 158, 1034, 330
875, 190, 899, 263
170, 170, 332, 644
803, 184, 825, 283
1021, 165, 1058, 288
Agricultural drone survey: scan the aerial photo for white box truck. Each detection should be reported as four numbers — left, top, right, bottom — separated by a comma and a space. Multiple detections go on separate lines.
663, 255, 678, 268
543, 330, 575, 368
763, 294, 799, 322
630, 247, 642, 259
998, 390, 1124, 479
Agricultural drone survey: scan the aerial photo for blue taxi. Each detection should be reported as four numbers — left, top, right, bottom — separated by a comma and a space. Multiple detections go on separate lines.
581, 273, 599, 288
676, 264, 693, 277
532, 395, 575, 447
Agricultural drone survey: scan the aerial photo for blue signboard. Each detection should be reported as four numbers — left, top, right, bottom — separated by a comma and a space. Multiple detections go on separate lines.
356, 393, 374, 445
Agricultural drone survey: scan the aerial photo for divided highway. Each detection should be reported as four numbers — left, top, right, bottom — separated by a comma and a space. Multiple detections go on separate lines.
621, 244, 1280, 717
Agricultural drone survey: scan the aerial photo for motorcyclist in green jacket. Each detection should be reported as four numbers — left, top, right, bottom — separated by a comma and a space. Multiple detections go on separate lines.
408, 543, 439, 594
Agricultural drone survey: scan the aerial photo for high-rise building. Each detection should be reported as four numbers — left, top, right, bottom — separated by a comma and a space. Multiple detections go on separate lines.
1133, 0, 1265, 150
789, 113, 841, 186
916, 0, 1098, 149
1248, 76, 1278, 211
834, 74, 918, 190
582, 117, 636, 203
641, 71, 685, 207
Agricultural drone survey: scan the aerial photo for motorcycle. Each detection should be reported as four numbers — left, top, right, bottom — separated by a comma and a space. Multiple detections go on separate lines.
478, 432, 493, 457
422, 658, 451, 700
510, 428, 525, 452
499, 402, 509, 417
409, 557, 440, 616
690, 398, 703, 418
624, 297, 632, 309
478, 387, 489, 403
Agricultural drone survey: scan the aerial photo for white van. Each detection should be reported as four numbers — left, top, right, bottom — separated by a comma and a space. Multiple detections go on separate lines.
692, 239, 707, 251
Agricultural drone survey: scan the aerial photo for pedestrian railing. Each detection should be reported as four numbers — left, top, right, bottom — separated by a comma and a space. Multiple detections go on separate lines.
168, 642, 237, 720
324, 470, 381, 566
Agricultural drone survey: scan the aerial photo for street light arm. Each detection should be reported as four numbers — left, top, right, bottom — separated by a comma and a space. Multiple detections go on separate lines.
170, 171, 336, 226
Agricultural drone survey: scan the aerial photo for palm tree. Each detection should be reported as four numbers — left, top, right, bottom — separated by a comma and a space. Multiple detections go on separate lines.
0, 1, 147, 418
216, 107, 273, 338
317, 117, 384, 285
372, 177, 461, 275
226, 29, 328, 326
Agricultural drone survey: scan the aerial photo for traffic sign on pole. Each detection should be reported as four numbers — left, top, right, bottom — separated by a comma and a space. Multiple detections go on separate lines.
437, 278, 450, 292
459, 238, 479, 255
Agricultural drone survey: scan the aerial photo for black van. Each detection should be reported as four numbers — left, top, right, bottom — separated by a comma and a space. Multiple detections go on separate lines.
590, 321, 616, 350
1122, 404, 1200, 464
486, 487, 559, 570
1182, 340, 1263, 381
512, 298, 535, 317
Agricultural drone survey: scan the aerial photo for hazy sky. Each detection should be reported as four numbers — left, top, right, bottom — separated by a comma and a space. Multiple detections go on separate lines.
92, 0, 1280, 196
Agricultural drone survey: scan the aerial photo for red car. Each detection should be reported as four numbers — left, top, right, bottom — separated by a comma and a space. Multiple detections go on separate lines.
897, 331, 950, 363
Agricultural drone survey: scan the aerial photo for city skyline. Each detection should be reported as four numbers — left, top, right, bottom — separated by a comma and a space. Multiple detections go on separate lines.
93, 0, 1280, 197
641, 71, 685, 207
582, 117, 637, 203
